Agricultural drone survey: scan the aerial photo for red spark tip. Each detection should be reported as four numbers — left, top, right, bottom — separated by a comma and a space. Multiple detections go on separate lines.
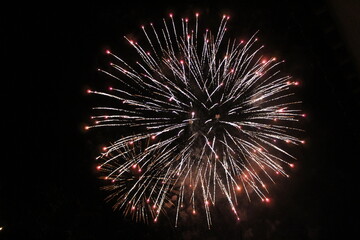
301, 140, 306, 144
86, 89, 92, 94
154, 218, 158, 223
195, 12, 199, 17
102, 146, 107, 151
105, 49, 111, 54
301, 113, 307, 118
192, 210, 196, 214
96, 165, 101, 170
265, 198, 270, 203
108, 86, 113, 91
132, 164, 137, 169
151, 135, 156, 140
169, 13, 173, 18
289, 163, 295, 168
84, 125, 90, 130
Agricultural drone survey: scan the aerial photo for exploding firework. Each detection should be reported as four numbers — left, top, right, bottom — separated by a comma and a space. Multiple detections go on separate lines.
86, 13, 305, 227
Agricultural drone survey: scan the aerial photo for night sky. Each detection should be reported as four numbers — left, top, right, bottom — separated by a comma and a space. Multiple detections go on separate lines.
2, 0, 360, 239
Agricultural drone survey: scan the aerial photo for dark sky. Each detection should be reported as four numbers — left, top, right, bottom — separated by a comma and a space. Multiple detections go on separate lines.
2, 0, 360, 239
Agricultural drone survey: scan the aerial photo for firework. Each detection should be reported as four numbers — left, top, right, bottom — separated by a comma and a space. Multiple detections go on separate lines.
86, 13, 305, 227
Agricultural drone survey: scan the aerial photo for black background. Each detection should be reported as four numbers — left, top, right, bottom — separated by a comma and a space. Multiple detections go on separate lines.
2, 0, 360, 239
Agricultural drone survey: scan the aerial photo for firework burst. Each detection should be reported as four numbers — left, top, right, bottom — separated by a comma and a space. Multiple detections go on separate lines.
86, 13, 305, 227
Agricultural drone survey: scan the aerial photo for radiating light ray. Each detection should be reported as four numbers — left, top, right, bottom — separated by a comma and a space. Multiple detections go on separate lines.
86, 13, 305, 228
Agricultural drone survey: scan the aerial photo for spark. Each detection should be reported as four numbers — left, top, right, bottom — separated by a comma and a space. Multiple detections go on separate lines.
87, 13, 304, 228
